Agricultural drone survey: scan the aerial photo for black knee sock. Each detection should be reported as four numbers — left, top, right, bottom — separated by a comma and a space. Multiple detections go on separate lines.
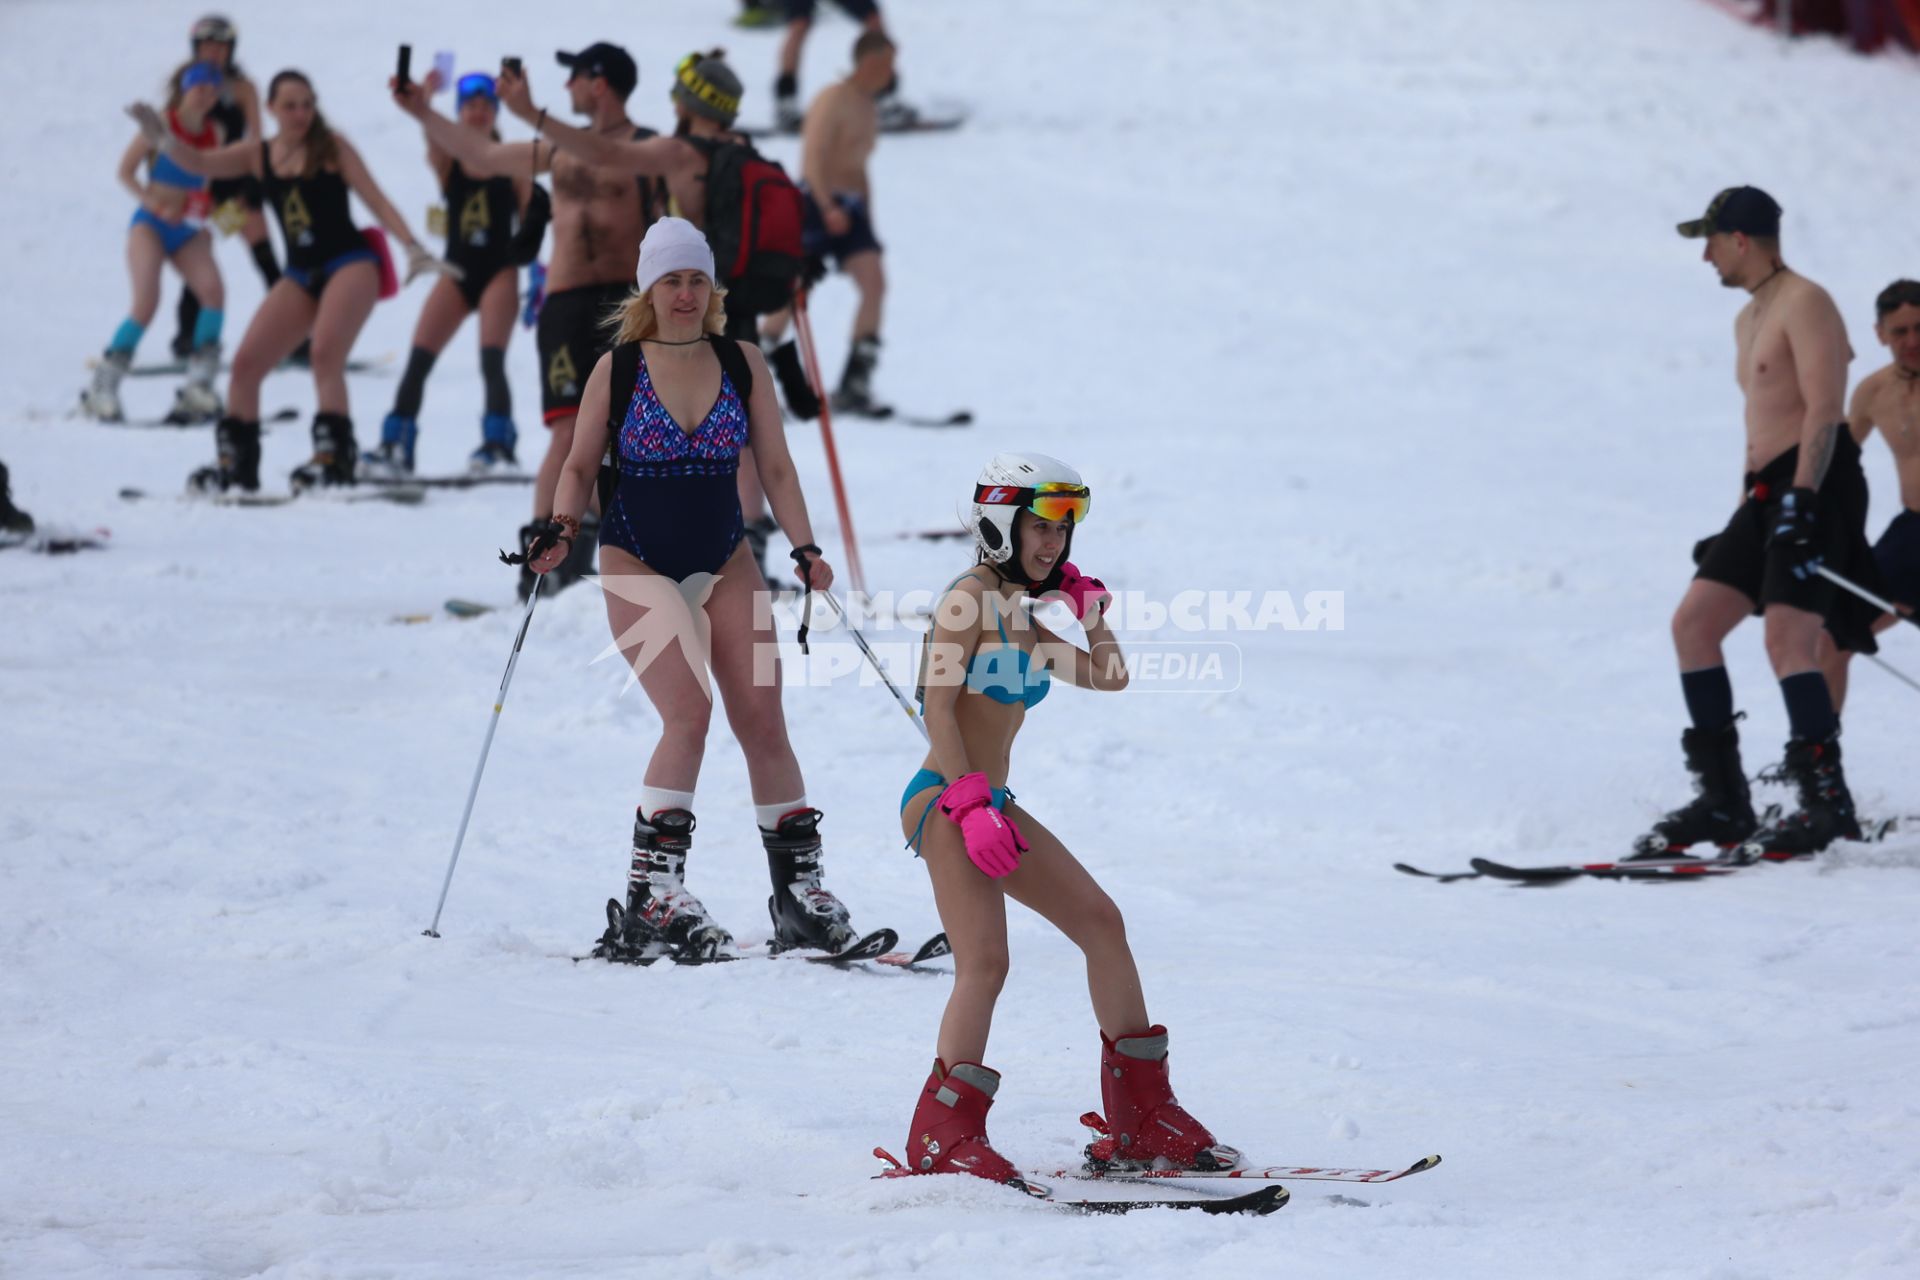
250, 238, 281, 289
775, 71, 798, 98
479, 346, 512, 418
393, 346, 439, 418
1778, 671, 1838, 742
1680, 666, 1735, 731
175, 289, 202, 351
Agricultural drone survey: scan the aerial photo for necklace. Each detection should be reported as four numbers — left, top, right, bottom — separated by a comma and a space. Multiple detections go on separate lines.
1750, 263, 1788, 296
642, 335, 706, 347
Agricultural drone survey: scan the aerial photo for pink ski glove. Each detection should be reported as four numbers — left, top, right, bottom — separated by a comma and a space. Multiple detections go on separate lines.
1053, 562, 1110, 622
937, 771, 1027, 878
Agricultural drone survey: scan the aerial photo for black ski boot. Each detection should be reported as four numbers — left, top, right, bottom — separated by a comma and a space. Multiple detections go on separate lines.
765, 339, 820, 420
0, 461, 33, 537
289, 413, 358, 490
1739, 734, 1861, 858
1634, 719, 1756, 857
762, 808, 856, 953
187, 417, 262, 494
620, 808, 734, 960
830, 335, 890, 417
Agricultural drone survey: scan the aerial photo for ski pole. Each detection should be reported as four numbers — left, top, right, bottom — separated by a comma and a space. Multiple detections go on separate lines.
1865, 653, 1920, 698
817, 590, 928, 743
792, 288, 867, 598
424, 575, 543, 937
1814, 564, 1920, 630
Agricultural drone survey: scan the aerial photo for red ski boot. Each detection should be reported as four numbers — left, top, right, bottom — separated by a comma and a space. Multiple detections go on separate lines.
898, 1060, 1023, 1183
1083, 1026, 1241, 1171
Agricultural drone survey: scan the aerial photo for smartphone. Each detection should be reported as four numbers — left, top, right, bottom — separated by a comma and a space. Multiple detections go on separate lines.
502, 56, 523, 77
432, 50, 455, 91
396, 44, 413, 89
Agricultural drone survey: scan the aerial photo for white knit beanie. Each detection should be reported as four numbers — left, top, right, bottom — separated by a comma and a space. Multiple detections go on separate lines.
635, 216, 716, 293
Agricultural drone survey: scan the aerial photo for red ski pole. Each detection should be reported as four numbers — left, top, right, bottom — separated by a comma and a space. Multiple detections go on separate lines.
792, 289, 867, 598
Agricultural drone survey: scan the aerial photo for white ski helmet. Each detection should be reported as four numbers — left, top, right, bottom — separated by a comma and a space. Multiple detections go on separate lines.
971, 451, 1091, 582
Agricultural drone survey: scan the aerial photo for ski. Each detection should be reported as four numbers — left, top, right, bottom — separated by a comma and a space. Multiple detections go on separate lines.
1469, 853, 1754, 883
361, 472, 531, 490
899, 527, 969, 542
114, 406, 298, 429
118, 485, 425, 508
872, 1149, 1286, 1215
575, 903, 905, 968
1042, 1153, 1441, 1186
836, 404, 973, 428
0, 524, 110, 554
98, 353, 395, 378
876, 932, 950, 968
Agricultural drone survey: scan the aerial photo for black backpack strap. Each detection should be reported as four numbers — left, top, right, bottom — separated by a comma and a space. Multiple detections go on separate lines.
599, 341, 641, 510
709, 334, 753, 405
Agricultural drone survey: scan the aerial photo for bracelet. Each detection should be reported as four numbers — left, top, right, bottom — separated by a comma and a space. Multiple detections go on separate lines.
553, 513, 580, 537
789, 543, 821, 563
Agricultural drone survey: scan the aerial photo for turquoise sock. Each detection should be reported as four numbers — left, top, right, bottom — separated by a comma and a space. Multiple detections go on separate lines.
191, 306, 223, 350
109, 318, 146, 354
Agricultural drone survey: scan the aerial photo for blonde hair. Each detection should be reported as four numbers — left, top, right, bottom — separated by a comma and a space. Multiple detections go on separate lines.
604, 278, 730, 345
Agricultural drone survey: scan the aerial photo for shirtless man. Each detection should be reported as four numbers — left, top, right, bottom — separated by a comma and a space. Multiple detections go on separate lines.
1819, 279, 1920, 709
394, 42, 657, 598
1645, 187, 1881, 859
763, 30, 894, 416
771, 0, 910, 134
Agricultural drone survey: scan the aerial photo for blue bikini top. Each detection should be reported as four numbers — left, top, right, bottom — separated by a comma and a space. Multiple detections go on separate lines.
918, 571, 1050, 711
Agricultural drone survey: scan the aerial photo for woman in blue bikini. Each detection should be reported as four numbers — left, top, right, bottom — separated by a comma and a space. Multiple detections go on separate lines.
887, 452, 1238, 1186
525, 217, 862, 963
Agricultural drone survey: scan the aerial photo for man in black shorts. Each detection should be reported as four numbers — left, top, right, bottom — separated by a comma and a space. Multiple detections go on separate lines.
1648, 188, 1884, 859
773, 0, 912, 132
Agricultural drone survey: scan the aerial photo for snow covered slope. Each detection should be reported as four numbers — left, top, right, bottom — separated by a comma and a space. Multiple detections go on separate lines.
4, 1, 1918, 1276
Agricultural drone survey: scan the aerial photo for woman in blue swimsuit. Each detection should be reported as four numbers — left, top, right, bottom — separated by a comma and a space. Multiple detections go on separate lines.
886, 452, 1238, 1188
525, 217, 863, 964
83, 61, 228, 425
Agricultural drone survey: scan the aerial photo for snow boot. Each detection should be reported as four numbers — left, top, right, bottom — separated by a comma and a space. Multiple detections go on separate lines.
764, 339, 819, 421
903, 1060, 1023, 1183
1085, 1026, 1239, 1171
622, 808, 733, 960
1633, 719, 1757, 857
187, 417, 261, 494
1740, 733, 1861, 858
830, 335, 889, 417
82, 350, 131, 423
289, 413, 359, 490
761, 807, 856, 953
469, 413, 519, 471
361, 413, 417, 478
0, 461, 33, 536
167, 344, 223, 424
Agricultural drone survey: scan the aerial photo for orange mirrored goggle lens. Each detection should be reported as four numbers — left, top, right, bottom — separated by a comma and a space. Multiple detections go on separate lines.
975, 481, 1092, 524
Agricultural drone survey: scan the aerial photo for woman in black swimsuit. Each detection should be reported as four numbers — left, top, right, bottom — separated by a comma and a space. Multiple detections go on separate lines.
367, 71, 538, 478
129, 71, 455, 494
522, 217, 862, 964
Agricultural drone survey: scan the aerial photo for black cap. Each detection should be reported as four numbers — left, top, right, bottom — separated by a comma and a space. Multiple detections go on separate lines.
1677, 186, 1782, 239
556, 42, 637, 99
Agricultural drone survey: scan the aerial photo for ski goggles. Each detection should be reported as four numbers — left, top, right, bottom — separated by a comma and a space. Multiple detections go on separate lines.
457, 73, 498, 106
974, 481, 1092, 525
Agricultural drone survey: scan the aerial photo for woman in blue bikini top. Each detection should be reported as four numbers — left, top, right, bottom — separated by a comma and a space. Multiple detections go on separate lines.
884, 452, 1241, 1188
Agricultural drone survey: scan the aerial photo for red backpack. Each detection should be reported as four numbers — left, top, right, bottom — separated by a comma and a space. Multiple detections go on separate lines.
691, 136, 805, 315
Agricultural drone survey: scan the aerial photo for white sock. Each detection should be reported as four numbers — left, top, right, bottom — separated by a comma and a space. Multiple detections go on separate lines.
756, 796, 808, 831
641, 786, 697, 820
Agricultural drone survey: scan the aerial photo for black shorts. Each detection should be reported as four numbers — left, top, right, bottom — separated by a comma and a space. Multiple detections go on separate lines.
209, 173, 264, 212
1873, 508, 1920, 609
801, 190, 882, 269
783, 0, 879, 20
450, 255, 515, 312
1692, 431, 1883, 652
536, 281, 629, 422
